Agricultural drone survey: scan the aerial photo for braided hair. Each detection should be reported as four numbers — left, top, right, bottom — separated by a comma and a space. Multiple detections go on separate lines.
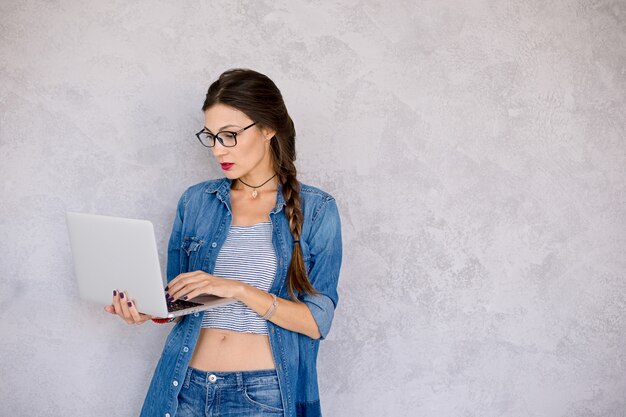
201, 68, 317, 300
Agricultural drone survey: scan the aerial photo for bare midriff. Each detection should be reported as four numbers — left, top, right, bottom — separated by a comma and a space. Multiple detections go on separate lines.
189, 328, 275, 372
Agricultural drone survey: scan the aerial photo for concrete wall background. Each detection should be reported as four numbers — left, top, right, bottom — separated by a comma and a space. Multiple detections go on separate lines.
1, 0, 625, 416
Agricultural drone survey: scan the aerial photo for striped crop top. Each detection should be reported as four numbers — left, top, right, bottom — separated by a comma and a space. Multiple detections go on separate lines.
200, 221, 277, 334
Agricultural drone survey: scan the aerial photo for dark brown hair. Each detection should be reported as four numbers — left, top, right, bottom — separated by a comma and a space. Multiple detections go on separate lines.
201, 68, 317, 300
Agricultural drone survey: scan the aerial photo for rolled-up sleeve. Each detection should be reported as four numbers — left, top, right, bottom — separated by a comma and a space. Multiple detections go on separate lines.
300, 197, 343, 340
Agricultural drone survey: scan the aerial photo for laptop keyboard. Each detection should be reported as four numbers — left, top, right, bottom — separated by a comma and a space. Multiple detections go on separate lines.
167, 298, 203, 312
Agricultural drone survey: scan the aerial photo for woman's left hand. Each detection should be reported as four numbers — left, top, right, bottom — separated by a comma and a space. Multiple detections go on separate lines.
166, 271, 244, 301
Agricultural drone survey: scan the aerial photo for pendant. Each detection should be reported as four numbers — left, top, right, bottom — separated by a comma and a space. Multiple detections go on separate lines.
251, 189, 258, 198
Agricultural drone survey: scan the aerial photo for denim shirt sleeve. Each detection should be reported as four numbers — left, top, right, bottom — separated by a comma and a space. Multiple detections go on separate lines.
300, 197, 343, 340
165, 190, 186, 283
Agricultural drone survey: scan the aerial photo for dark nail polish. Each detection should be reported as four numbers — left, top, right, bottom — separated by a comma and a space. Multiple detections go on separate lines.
113, 290, 117, 296
182, 296, 188, 301
127, 301, 132, 308
164, 286, 169, 291
165, 292, 170, 298
120, 292, 125, 299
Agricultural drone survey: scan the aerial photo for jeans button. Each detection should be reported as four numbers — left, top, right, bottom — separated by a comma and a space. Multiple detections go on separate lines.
211, 242, 217, 248
208, 374, 217, 383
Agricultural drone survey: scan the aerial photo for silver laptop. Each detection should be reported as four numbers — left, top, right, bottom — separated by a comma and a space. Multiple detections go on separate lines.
65, 211, 235, 318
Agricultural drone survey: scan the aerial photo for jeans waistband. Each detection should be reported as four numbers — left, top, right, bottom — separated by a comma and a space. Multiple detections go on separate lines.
186, 366, 278, 387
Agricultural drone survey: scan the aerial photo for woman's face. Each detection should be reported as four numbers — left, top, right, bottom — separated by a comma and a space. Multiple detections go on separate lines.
203, 103, 276, 181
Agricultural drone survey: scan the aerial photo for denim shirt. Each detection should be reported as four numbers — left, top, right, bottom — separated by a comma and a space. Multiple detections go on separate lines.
139, 177, 343, 417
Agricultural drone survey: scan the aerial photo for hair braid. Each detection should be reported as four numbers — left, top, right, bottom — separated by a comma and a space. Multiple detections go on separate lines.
278, 166, 317, 299
271, 116, 318, 299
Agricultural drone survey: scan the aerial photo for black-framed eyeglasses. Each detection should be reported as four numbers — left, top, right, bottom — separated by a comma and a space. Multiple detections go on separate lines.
195, 122, 257, 148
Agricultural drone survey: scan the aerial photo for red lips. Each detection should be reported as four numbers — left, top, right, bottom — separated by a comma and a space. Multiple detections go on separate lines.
220, 163, 234, 170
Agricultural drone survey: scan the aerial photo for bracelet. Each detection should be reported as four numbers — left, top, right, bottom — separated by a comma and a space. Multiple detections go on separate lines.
261, 293, 278, 321
151, 317, 175, 324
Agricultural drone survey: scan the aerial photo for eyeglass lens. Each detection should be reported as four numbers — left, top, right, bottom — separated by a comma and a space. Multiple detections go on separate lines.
198, 131, 237, 147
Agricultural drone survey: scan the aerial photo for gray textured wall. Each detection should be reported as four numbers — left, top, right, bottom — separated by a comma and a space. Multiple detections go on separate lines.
1, 0, 625, 416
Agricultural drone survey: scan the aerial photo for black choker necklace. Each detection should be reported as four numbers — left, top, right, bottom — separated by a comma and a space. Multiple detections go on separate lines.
238, 174, 277, 199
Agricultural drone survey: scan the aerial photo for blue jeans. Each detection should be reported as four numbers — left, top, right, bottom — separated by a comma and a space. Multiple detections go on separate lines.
176, 366, 285, 417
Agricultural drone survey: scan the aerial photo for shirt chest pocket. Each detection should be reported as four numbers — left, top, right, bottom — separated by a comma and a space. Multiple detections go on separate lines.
181, 236, 204, 272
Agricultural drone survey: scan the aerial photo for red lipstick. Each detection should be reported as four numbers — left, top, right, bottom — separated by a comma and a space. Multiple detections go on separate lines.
220, 163, 234, 171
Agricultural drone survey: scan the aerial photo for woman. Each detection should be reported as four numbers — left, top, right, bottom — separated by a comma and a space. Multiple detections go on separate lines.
104, 68, 343, 417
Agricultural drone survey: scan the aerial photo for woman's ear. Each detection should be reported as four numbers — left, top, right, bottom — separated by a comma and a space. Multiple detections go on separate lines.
262, 126, 277, 141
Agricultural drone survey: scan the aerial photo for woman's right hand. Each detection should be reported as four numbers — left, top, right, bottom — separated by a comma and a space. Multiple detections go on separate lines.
104, 289, 156, 325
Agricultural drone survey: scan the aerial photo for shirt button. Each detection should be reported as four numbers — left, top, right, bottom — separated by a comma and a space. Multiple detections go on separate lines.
211, 242, 217, 248
183, 346, 189, 352
208, 374, 217, 383
194, 312, 199, 317
172, 380, 178, 387
165, 413, 171, 417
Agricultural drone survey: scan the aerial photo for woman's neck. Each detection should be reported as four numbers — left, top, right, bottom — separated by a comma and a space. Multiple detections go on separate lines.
232, 172, 279, 194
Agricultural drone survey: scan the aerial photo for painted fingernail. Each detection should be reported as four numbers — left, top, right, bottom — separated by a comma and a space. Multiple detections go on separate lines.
164, 285, 169, 291
127, 301, 132, 308
120, 292, 125, 299
182, 296, 188, 301
165, 292, 170, 298
113, 290, 117, 296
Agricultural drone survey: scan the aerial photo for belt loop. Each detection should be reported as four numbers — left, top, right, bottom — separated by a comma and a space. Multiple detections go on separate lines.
236, 372, 244, 391
183, 366, 193, 389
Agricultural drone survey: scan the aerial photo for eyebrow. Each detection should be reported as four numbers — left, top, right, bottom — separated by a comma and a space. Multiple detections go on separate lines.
204, 124, 240, 133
